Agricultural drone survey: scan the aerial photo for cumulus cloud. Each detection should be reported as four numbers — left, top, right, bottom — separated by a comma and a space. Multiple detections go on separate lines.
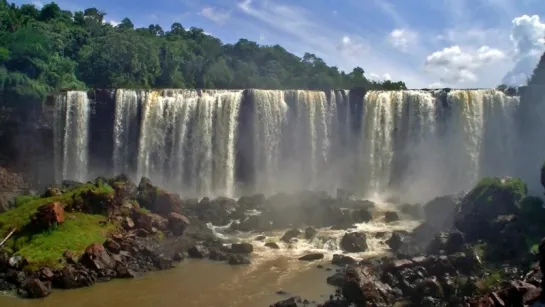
424, 45, 506, 84
199, 6, 231, 25
502, 15, 545, 85
337, 36, 367, 57
388, 29, 418, 52
367, 73, 392, 82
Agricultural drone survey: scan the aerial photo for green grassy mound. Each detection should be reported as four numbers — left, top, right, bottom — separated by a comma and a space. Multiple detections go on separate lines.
0, 183, 118, 269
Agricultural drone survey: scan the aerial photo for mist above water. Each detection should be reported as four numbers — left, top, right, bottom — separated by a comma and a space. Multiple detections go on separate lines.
52, 88, 537, 203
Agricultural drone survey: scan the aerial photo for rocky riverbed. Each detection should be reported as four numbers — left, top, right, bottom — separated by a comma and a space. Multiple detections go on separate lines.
0, 172, 545, 306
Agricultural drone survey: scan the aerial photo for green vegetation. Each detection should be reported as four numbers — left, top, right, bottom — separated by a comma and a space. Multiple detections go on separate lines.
465, 177, 527, 208
0, 183, 113, 233
0, 1, 407, 108
0, 182, 117, 269
10, 213, 116, 269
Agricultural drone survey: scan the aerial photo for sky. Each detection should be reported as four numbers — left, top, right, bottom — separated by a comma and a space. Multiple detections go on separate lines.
13, 0, 545, 89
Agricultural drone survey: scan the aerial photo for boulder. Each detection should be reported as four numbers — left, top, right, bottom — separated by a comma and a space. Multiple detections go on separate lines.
136, 177, 182, 215
53, 265, 96, 289
298, 253, 324, 261
79, 243, 116, 271
423, 195, 459, 229
342, 265, 397, 306
187, 245, 210, 259
167, 212, 190, 236
22, 278, 51, 298
386, 231, 405, 252
352, 208, 373, 223
332, 254, 357, 266
265, 242, 280, 249
384, 211, 399, 223
31, 201, 64, 229
121, 217, 135, 230
304, 227, 317, 240
231, 243, 254, 254
228, 254, 250, 265
281, 229, 301, 243
455, 177, 526, 242
340, 232, 368, 253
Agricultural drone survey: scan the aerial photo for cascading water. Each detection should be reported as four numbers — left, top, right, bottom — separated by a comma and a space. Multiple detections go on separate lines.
53, 91, 90, 183
135, 89, 242, 197
51, 88, 526, 202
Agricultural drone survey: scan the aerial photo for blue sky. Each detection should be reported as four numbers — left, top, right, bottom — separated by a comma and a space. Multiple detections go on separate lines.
14, 0, 545, 88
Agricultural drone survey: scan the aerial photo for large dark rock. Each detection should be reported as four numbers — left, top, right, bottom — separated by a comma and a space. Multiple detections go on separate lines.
137, 177, 182, 215
79, 243, 116, 272
340, 232, 368, 253
167, 212, 190, 236
21, 278, 51, 298
231, 243, 253, 254
281, 229, 301, 243
298, 253, 324, 261
455, 177, 526, 242
423, 195, 459, 230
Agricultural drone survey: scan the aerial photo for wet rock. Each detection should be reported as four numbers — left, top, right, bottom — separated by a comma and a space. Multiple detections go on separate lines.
400, 203, 423, 219
103, 239, 121, 254
386, 231, 405, 252
0, 278, 16, 292
38, 267, 55, 281
281, 229, 301, 243
304, 227, 317, 240
80, 243, 116, 271
444, 231, 465, 254
115, 265, 136, 278
298, 253, 324, 261
22, 278, 51, 298
237, 194, 266, 210
5, 269, 27, 285
63, 250, 77, 264
327, 271, 346, 287
332, 254, 357, 266
167, 212, 190, 236
122, 217, 135, 230
255, 235, 266, 241
187, 245, 210, 258
8, 255, 27, 270
342, 265, 396, 306
340, 232, 368, 253
53, 265, 96, 289
228, 254, 250, 265
352, 208, 373, 223
42, 187, 63, 198
384, 211, 400, 223
424, 195, 459, 230
271, 296, 302, 307
265, 242, 280, 249
231, 242, 254, 254
137, 177, 182, 215
173, 252, 184, 262
31, 201, 64, 229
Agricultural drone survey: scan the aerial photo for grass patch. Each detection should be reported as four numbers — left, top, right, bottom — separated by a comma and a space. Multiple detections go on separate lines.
0, 182, 117, 270
9, 213, 117, 269
0, 183, 114, 234
13, 194, 40, 207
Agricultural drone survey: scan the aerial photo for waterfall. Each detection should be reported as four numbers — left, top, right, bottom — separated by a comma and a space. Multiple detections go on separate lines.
51, 88, 526, 202
53, 91, 90, 183
113, 89, 139, 176
135, 89, 242, 197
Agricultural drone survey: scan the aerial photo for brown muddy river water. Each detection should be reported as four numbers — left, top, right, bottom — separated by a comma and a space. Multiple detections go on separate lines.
0, 258, 335, 307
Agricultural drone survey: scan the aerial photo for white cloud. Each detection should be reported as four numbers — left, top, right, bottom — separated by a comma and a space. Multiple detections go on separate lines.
106, 20, 119, 26
388, 28, 418, 52
199, 6, 231, 25
237, 0, 430, 87
424, 45, 506, 84
259, 34, 265, 41
368, 73, 392, 82
428, 82, 445, 88
502, 15, 545, 85
32, 0, 43, 8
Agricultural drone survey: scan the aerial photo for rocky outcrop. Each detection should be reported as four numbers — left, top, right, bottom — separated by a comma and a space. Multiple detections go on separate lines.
340, 232, 368, 253
31, 201, 64, 229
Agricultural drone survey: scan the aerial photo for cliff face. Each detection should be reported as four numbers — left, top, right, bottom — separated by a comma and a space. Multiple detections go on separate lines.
0, 87, 539, 202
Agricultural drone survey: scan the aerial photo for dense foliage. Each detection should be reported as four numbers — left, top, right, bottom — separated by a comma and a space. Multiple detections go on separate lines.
0, 1, 407, 103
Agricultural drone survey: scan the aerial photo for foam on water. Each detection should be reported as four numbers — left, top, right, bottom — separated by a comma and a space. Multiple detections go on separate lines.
208, 200, 421, 266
